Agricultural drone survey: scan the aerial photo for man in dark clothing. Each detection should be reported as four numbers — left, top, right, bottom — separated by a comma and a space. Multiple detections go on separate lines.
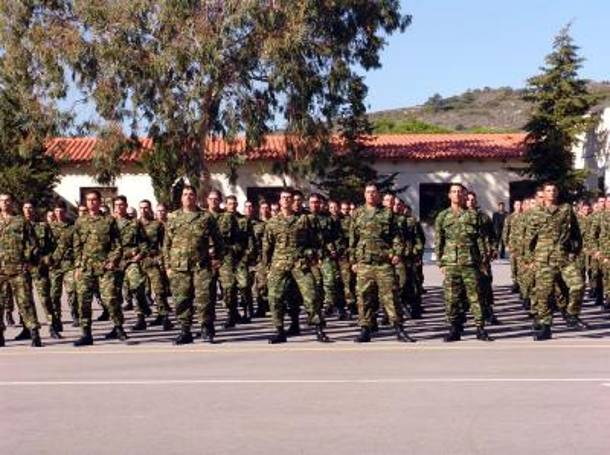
492, 202, 508, 259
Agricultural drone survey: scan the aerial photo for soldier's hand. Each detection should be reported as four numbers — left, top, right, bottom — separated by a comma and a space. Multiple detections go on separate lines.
351, 264, 358, 273
166, 268, 172, 277
390, 255, 401, 265
211, 259, 221, 270
103, 261, 115, 271
74, 268, 82, 280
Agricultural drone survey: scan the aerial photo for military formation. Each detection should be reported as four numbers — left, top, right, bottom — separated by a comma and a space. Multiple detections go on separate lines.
0, 180, 600, 348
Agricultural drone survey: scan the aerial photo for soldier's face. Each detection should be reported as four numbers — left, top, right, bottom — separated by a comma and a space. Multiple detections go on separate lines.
382, 194, 394, 208
605, 199, 610, 211
54, 207, 66, 221
328, 202, 339, 216
514, 201, 522, 212
207, 193, 221, 211
244, 202, 254, 217
78, 206, 87, 217
309, 197, 321, 214
271, 204, 279, 215
364, 186, 379, 205
448, 186, 464, 205
182, 189, 197, 209
114, 200, 128, 216
292, 195, 303, 212
139, 203, 152, 220
393, 201, 404, 214
543, 185, 558, 204
156, 206, 167, 220
0, 195, 12, 213
340, 203, 349, 216
22, 203, 34, 220
280, 192, 293, 210
259, 203, 270, 219
86, 194, 101, 212
466, 194, 476, 209
226, 199, 238, 213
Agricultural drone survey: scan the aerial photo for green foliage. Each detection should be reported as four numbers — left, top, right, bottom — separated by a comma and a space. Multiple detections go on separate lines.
373, 117, 452, 134
522, 24, 601, 201
141, 140, 183, 208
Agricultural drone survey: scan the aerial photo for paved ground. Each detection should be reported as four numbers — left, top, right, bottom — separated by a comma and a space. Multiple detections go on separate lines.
1, 262, 610, 454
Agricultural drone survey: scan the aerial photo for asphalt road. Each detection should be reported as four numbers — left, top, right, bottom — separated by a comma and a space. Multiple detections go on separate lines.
1, 262, 610, 454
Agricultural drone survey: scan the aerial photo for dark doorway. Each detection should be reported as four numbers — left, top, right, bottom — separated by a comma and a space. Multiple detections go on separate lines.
419, 183, 452, 224
246, 187, 287, 205
509, 180, 537, 211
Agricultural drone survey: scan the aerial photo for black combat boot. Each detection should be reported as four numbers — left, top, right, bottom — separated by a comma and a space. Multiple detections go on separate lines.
30, 328, 42, 347
337, 308, 349, 321
49, 319, 62, 340
131, 314, 147, 331
522, 298, 531, 311
443, 324, 461, 342
476, 327, 493, 341
201, 323, 216, 343
174, 328, 193, 345
115, 325, 128, 341
395, 324, 416, 343
354, 327, 371, 343
104, 326, 118, 340
286, 320, 300, 337
71, 308, 80, 327
315, 325, 331, 343
223, 310, 239, 329
410, 305, 423, 320
511, 284, 520, 294
566, 314, 589, 330
149, 314, 164, 326
5, 311, 15, 327
268, 327, 287, 344
589, 287, 597, 299
74, 327, 94, 346
162, 315, 174, 331
0, 329, 5, 347
14, 327, 31, 341
253, 303, 267, 318
96, 308, 110, 322
533, 324, 552, 341
54, 315, 64, 332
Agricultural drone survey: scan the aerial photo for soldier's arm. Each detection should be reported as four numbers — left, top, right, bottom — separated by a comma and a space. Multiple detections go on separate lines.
23, 220, 39, 266
209, 216, 225, 261
348, 213, 358, 264
502, 215, 511, 248
73, 220, 84, 269
136, 222, 150, 258
162, 220, 173, 268
434, 211, 445, 263
106, 219, 123, 268
391, 215, 406, 259
261, 222, 273, 268
569, 211, 583, 255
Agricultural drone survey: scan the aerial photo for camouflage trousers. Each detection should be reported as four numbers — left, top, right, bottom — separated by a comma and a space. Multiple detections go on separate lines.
320, 257, 340, 311
442, 265, 483, 327
49, 268, 76, 320
480, 262, 495, 318
212, 259, 238, 316
394, 258, 422, 316
76, 269, 122, 328
235, 260, 253, 316
116, 262, 149, 317
338, 259, 356, 311
517, 258, 536, 300
510, 254, 519, 286
169, 268, 213, 329
355, 263, 402, 328
535, 261, 584, 326
142, 262, 170, 316
0, 273, 40, 331
267, 264, 323, 328
253, 263, 268, 312
31, 265, 54, 322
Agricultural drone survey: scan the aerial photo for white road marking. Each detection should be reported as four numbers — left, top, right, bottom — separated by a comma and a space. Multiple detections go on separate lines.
0, 378, 608, 386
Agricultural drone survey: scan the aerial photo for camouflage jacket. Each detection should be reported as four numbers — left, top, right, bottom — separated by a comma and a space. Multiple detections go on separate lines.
502, 212, 518, 250
311, 213, 340, 260
50, 220, 75, 272
250, 217, 267, 264
349, 206, 404, 265
116, 216, 149, 269
140, 219, 165, 268
209, 210, 241, 262
586, 210, 605, 255
529, 204, 582, 264
235, 213, 256, 264
337, 215, 351, 259
163, 209, 224, 271
262, 212, 317, 270
434, 208, 485, 267
0, 214, 38, 275
73, 213, 122, 273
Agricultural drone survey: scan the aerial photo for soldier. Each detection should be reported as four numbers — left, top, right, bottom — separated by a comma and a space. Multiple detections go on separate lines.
350, 183, 415, 343
502, 199, 523, 294
23, 201, 59, 337
270, 202, 280, 217
138, 199, 173, 330
0, 193, 42, 347
595, 196, 610, 311
113, 196, 151, 331
73, 189, 125, 346
404, 204, 426, 296
585, 196, 606, 305
435, 184, 492, 342
514, 198, 536, 314
576, 201, 592, 282
249, 200, 271, 318
164, 185, 224, 344
466, 192, 499, 325
529, 182, 585, 340
329, 200, 352, 320
156, 203, 168, 224
49, 201, 78, 329
262, 189, 330, 344
207, 190, 242, 328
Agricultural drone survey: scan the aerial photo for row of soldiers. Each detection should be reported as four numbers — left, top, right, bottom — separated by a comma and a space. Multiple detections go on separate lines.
502, 183, 593, 340
1, 182, 433, 347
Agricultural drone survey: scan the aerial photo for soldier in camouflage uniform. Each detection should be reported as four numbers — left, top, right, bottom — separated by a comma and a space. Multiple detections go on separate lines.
73, 190, 125, 346
226, 196, 256, 322
502, 200, 523, 294
466, 192, 499, 325
0, 193, 42, 347
350, 184, 415, 343
585, 196, 606, 306
164, 185, 224, 344
529, 183, 585, 340
138, 199, 172, 330
594, 196, 610, 311
338, 201, 356, 316
435, 184, 492, 342
513, 199, 536, 314
328, 200, 351, 320
23, 201, 59, 337
262, 189, 330, 344
576, 201, 592, 282
49, 201, 77, 329
249, 200, 271, 318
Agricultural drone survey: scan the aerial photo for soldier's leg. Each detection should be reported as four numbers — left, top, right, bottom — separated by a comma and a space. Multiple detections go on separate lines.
193, 267, 214, 329
169, 271, 194, 331
32, 270, 53, 323
49, 270, 63, 321
393, 262, 407, 314
534, 265, 556, 327
125, 264, 148, 316
461, 267, 484, 328
561, 263, 584, 317
355, 264, 377, 329
9, 273, 40, 330
76, 272, 94, 328
219, 262, 238, 325
292, 267, 323, 327
442, 265, 464, 328
0, 279, 7, 342
321, 258, 339, 315
254, 264, 268, 316
267, 268, 289, 329
375, 263, 403, 326
235, 262, 253, 320
63, 270, 78, 325
99, 271, 123, 327
286, 277, 302, 330
0, 281, 13, 326
405, 260, 423, 318
339, 260, 356, 314
145, 265, 170, 317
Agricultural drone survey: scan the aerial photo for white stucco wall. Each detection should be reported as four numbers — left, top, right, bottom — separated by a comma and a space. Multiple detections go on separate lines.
574, 106, 610, 191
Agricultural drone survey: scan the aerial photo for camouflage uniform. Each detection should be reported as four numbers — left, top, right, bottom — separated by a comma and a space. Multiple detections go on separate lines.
515, 209, 538, 310
31, 221, 55, 322
73, 213, 123, 328
163, 209, 224, 331
502, 211, 519, 289
576, 212, 589, 281
413, 218, 426, 295
337, 213, 356, 313
313, 212, 341, 314
262, 212, 324, 329
398, 213, 424, 318
349, 206, 404, 328
234, 213, 256, 320
115, 216, 150, 318
250, 217, 268, 315
140, 218, 170, 317
435, 208, 485, 328
0, 214, 40, 332
474, 208, 496, 321
49, 219, 77, 323
586, 210, 604, 304
529, 204, 584, 326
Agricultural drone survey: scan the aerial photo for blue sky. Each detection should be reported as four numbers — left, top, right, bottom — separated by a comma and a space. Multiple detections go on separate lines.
364, 0, 610, 112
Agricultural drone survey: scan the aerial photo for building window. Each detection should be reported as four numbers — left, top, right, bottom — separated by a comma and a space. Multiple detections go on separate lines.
246, 186, 286, 205
79, 187, 117, 208
419, 183, 451, 224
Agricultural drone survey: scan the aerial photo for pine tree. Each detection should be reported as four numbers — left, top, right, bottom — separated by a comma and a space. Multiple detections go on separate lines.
523, 24, 600, 200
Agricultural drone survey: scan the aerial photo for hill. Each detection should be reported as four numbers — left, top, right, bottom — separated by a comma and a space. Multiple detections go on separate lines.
369, 82, 610, 133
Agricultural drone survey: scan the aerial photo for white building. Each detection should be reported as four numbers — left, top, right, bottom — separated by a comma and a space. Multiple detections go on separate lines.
48, 133, 530, 247
574, 105, 610, 192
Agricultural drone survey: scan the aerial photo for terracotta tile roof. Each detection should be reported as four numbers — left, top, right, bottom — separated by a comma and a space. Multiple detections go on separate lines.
47, 133, 527, 164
